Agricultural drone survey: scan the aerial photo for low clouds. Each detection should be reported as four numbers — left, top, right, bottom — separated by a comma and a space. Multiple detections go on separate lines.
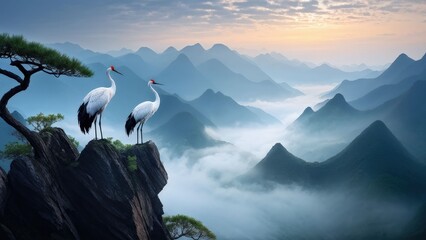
158, 141, 416, 239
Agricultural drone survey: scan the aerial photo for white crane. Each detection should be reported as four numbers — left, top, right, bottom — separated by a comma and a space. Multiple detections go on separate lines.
78, 66, 123, 139
125, 79, 162, 144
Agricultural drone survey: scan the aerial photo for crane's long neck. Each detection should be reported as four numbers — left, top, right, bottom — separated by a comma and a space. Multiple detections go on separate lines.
107, 70, 116, 95
150, 84, 160, 110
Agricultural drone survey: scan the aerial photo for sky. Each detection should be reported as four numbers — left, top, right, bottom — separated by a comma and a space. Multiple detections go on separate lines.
1, 0, 426, 65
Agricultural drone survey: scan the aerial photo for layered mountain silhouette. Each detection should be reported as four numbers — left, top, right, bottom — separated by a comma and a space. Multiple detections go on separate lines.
244, 121, 426, 199
45, 42, 308, 102
292, 80, 426, 161
253, 53, 381, 85
0, 62, 213, 131
326, 53, 426, 101
197, 58, 302, 101
207, 43, 272, 82
156, 54, 215, 100
106, 48, 133, 57
291, 93, 362, 131
350, 70, 426, 110
149, 112, 225, 154
189, 89, 280, 126
380, 80, 426, 160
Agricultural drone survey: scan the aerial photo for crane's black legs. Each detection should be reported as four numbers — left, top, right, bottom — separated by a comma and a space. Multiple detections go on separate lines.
99, 113, 103, 139
136, 123, 141, 144
94, 117, 98, 140
140, 122, 144, 144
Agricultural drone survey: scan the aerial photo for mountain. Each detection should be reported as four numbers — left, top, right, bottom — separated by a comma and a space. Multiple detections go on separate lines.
133, 46, 178, 75
135, 46, 158, 60
150, 93, 215, 129
207, 44, 273, 82
402, 202, 426, 239
350, 68, 426, 110
0, 62, 211, 132
279, 82, 304, 96
156, 54, 214, 100
106, 48, 133, 57
325, 53, 425, 101
287, 94, 370, 162
253, 53, 381, 85
291, 93, 361, 131
294, 107, 314, 124
0, 128, 171, 240
381, 80, 426, 160
245, 121, 426, 197
197, 58, 302, 101
189, 89, 265, 126
49, 43, 156, 79
117, 53, 156, 79
48, 42, 98, 60
180, 43, 211, 65
149, 112, 225, 154
245, 106, 282, 125
290, 80, 426, 161
241, 121, 426, 239
252, 53, 310, 83
316, 121, 426, 192
243, 143, 309, 184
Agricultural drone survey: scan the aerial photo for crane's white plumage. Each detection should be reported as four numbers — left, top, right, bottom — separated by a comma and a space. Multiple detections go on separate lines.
83, 87, 113, 115
125, 79, 161, 144
78, 66, 122, 139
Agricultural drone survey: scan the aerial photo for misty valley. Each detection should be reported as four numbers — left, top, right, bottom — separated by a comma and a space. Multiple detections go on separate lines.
1, 41, 426, 240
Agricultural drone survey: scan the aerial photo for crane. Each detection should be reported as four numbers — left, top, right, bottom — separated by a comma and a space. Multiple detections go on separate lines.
125, 79, 162, 144
78, 65, 123, 139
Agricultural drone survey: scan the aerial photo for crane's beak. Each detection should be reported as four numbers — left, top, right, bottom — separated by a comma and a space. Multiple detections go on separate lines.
154, 82, 163, 85
113, 69, 123, 75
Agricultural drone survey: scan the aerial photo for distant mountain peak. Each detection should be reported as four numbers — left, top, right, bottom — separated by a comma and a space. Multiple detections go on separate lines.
162, 46, 178, 54
198, 89, 228, 101
396, 53, 410, 61
302, 107, 314, 115
256, 142, 306, 172
320, 93, 355, 111
210, 43, 231, 52
296, 107, 315, 122
341, 120, 410, 159
331, 93, 345, 101
262, 142, 298, 163
202, 88, 215, 96
171, 53, 195, 67
390, 53, 414, 67
135, 47, 157, 57
182, 43, 205, 52
200, 58, 225, 67
269, 143, 287, 154
318, 63, 330, 68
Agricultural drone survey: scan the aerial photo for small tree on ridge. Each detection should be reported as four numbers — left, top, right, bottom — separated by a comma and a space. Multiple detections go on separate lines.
0, 33, 92, 159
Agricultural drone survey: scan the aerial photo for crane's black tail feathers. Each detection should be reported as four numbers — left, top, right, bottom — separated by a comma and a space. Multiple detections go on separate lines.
78, 102, 96, 134
125, 113, 137, 136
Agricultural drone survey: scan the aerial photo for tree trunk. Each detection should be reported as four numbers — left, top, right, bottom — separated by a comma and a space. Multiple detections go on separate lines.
0, 75, 50, 161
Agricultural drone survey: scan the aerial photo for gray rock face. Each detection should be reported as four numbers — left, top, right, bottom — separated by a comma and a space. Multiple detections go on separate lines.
0, 128, 171, 240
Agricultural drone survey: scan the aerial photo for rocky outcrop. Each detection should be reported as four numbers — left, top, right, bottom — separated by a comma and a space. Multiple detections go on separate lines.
0, 128, 171, 240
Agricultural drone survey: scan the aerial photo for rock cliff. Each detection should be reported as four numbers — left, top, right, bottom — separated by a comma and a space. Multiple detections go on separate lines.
0, 128, 171, 240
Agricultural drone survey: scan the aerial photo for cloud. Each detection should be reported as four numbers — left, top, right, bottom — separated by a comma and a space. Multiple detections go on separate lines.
158, 143, 416, 239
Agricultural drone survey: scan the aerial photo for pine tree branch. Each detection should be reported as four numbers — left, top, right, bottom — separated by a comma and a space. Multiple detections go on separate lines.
0, 68, 23, 83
